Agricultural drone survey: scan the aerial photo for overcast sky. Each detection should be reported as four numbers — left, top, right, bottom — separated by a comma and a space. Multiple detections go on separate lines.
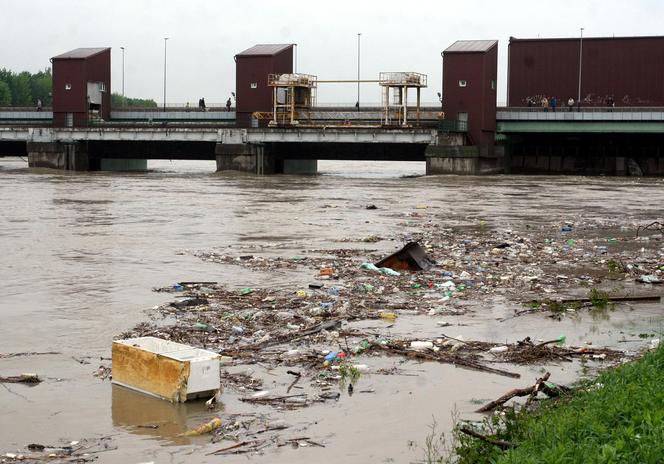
2, 0, 662, 105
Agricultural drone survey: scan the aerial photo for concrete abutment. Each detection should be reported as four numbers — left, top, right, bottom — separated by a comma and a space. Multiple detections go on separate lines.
28, 141, 93, 171
27, 141, 147, 171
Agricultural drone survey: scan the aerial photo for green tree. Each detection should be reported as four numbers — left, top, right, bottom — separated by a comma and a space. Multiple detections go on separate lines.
0, 80, 11, 106
111, 92, 157, 108
30, 68, 52, 105
10, 72, 33, 106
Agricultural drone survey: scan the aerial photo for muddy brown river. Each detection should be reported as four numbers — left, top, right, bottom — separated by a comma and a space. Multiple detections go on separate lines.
1, 157, 663, 463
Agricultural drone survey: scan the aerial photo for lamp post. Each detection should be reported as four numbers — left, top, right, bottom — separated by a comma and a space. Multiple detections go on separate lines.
577, 27, 583, 111
163, 37, 169, 111
357, 32, 361, 111
120, 47, 125, 107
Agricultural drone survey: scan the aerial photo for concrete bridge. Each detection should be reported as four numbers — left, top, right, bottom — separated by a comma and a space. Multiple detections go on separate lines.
0, 125, 470, 174
496, 107, 664, 175
3, 106, 664, 175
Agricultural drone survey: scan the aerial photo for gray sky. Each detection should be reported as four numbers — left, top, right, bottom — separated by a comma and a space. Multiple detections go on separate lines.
2, 0, 662, 105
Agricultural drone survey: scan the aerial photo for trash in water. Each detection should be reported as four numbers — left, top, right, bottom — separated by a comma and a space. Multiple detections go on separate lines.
360, 262, 400, 276
182, 417, 222, 436
0, 373, 42, 384
112, 337, 221, 403
375, 242, 435, 271
410, 341, 434, 351
171, 298, 208, 309
639, 275, 662, 284
489, 346, 509, 353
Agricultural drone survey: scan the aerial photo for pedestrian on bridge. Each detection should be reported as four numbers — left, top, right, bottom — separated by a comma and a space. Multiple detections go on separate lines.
541, 96, 549, 112
551, 96, 557, 112
36, 99, 43, 112
226, 98, 232, 112
567, 97, 574, 112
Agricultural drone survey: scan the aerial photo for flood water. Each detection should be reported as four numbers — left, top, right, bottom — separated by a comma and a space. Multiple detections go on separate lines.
1, 157, 663, 463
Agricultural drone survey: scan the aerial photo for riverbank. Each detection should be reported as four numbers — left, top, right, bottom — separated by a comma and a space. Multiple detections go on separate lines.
455, 345, 664, 463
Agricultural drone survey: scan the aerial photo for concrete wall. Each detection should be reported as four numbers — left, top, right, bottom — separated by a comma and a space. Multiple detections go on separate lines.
215, 143, 275, 174
27, 141, 93, 170
502, 134, 664, 175
426, 145, 503, 175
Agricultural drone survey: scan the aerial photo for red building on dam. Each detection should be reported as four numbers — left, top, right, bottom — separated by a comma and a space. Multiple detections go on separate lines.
507, 35, 664, 108
51, 48, 111, 127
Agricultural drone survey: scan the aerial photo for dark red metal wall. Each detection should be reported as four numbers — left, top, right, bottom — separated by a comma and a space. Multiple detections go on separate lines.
235, 47, 293, 127
508, 36, 664, 107
442, 45, 497, 151
52, 49, 111, 127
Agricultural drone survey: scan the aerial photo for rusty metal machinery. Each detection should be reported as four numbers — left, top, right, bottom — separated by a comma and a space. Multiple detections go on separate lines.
267, 73, 317, 126
379, 72, 427, 127
264, 71, 428, 127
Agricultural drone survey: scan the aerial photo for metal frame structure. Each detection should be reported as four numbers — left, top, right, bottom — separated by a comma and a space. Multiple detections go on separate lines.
379, 72, 427, 126
267, 73, 317, 126
264, 72, 428, 127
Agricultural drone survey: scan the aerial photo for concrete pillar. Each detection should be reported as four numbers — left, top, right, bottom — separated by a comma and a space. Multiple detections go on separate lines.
100, 159, 148, 171
282, 159, 318, 175
215, 143, 275, 174
27, 141, 92, 171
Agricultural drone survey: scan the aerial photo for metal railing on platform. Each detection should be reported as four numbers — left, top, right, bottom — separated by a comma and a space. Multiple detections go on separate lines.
498, 106, 664, 113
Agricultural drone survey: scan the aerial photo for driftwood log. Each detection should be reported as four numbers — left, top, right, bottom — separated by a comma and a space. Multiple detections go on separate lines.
376, 343, 521, 379
476, 372, 569, 413
459, 427, 515, 450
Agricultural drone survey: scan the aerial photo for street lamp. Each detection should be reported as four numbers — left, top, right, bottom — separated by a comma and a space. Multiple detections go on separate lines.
577, 27, 584, 111
163, 37, 169, 111
357, 33, 361, 111
120, 47, 125, 107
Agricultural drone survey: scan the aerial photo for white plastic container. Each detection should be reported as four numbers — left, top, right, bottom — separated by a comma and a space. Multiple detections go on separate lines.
112, 337, 220, 403
410, 341, 434, 351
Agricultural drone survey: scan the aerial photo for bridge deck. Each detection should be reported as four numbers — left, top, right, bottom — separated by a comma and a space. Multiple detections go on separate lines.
0, 127, 438, 144
497, 108, 664, 133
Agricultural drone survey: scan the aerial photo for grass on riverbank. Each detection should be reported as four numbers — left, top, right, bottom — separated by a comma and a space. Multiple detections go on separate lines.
455, 346, 664, 464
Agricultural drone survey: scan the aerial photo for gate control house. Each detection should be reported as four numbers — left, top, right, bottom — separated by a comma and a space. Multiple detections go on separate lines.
442, 40, 498, 155
234, 44, 294, 127
51, 48, 111, 127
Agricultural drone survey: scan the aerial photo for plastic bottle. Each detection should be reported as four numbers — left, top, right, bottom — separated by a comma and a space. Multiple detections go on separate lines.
380, 312, 397, 321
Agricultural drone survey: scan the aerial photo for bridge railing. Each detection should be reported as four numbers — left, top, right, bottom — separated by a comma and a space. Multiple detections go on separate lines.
498, 106, 664, 113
